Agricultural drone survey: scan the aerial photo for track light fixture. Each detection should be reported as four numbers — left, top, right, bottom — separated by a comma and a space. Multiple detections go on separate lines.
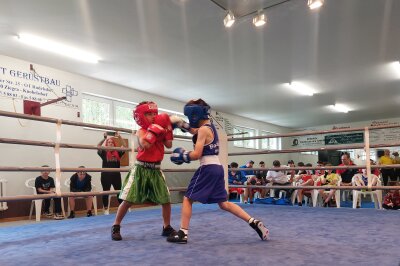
308, 0, 324, 10
214, 0, 324, 28
252, 10, 267, 27
223, 11, 235, 28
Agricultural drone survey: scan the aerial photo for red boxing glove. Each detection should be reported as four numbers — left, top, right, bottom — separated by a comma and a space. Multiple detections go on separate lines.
165, 129, 173, 141
144, 124, 165, 144
154, 113, 173, 131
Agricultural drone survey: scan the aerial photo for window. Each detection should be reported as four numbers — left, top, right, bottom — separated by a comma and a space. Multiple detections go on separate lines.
301, 151, 318, 155
82, 96, 111, 126
360, 150, 376, 161
114, 102, 137, 130
82, 93, 188, 136
233, 126, 256, 149
260, 131, 281, 150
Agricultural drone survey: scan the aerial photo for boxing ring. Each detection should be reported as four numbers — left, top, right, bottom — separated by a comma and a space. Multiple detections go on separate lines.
0, 110, 399, 266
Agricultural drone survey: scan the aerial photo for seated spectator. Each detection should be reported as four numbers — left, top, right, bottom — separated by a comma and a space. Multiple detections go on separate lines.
239, 160, 255, 177
370, 159, 380, 177
228, 162, 247, 198
336, 153, 358, 186
317, 164, 340, 207
294, 173, 315, 206
35, 165, 64, 220
297, 162, 306, 175
382, 189, 400, 210
287, 160, 296, 178
315, 161, 324, 176
265, 160, 293, 198
68, 166, 94, 218
244, 161, 267, 203
353, 169, 378, 188
305, 163, 314, 175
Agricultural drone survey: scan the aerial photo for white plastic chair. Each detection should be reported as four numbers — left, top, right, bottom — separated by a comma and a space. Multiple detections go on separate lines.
352, 174, 382, 209
314, 175, 342, 208
0, 179, 8, 211
65, 179, 98, 216
25, 178, 65, 221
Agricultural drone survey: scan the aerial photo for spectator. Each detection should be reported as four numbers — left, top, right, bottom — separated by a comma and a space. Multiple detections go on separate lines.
315, 161, 324, 176
287, 160, 296, 177
297, 162, 306, 175
336, 153, 357, 186
305, 163, 314, 175
392, 152, 400, 182
265, 160, 292, 198
228, 162, 247, 198
240, 160, 255, 177
369, 159, 380, 177
382, 189, 400, 210
97, 131, 126, 215
378, 149, 394, 186
294, 173, 315, 206
317, 164, 340, 207
244, 161, 267, 203
67, 166, 94, 218
34, 165, 64, 220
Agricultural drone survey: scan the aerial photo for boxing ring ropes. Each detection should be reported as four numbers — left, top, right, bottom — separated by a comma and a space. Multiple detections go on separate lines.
0, 109, 399, 212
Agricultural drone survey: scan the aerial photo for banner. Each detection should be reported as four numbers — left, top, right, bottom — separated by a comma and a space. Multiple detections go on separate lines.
0, 56, 79, 109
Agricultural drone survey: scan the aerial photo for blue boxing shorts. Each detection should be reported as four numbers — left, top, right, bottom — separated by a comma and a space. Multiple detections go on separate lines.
185, 164, 227, 204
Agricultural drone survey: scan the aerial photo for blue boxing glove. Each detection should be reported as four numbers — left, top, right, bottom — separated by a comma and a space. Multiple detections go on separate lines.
169, 115, 191, 133
171, 147, 191, 165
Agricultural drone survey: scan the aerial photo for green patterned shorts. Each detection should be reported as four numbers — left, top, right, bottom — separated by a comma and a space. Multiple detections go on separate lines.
119, 165, 171, 204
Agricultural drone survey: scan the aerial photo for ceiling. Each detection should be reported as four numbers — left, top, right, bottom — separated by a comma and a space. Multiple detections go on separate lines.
0, 0, 399, 129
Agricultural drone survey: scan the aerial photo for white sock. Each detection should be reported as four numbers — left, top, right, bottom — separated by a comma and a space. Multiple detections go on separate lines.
180, 228, 188, 235
248, 217, 255, 224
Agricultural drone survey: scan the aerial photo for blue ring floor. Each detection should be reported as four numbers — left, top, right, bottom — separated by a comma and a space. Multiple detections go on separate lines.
0, 203, 399, 266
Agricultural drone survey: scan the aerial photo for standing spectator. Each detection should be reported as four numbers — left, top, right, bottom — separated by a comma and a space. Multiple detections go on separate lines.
228, 162, 247, 198
391, 152, 400, 182
97, 131, 126, 215
35, 165, 64, 220
378, 149, 394, 186
67, 166, 93, 218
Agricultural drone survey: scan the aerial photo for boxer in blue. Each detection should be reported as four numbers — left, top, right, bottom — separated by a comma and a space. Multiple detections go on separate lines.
167, 99, 269, 244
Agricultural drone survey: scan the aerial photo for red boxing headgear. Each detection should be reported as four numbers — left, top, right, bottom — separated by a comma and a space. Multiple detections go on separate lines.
133, 102, 158, 128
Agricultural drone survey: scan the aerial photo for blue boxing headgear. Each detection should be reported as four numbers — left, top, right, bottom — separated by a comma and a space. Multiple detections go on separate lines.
184, 104, 210, 128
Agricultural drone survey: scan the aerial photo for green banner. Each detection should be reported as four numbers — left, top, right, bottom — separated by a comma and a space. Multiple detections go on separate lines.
324, 133, 364, 145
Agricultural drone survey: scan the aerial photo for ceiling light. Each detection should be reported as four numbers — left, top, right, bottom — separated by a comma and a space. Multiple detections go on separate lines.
308, 0, 324, 10
252, 10, 267, 27
223, 11, 235, 28
286, 82, 316, 96
16, 33, 101, 64
329, 104, 351, 113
